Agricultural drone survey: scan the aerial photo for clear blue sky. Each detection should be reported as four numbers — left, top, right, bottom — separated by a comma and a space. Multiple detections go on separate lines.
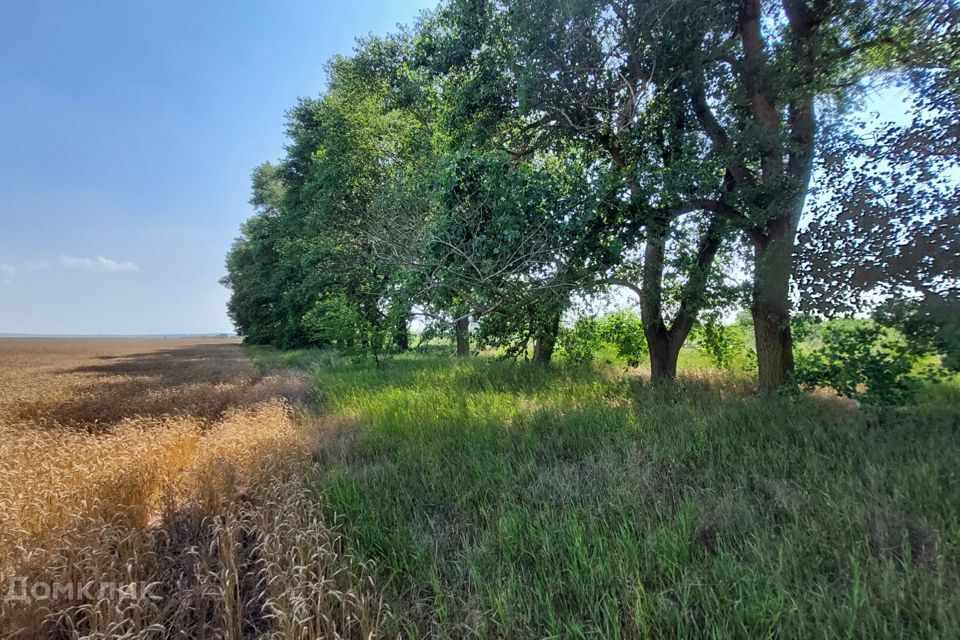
0, 2, 908, 335
0, 0, 434, 335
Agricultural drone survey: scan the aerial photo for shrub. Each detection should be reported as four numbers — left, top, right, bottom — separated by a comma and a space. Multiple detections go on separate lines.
558, 317, 601, 364
692, 319, 744, 370
302, 294, 366, 348
559, 311, 647, 367
795, 321, 925, 406
597, 311, 647, 367
875, 296, 960, 372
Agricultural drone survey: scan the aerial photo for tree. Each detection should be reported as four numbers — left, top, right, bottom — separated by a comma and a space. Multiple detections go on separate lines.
448, 0, 935, 388
224, 49, 428, 353
422, 0, 742, 381
222, 163, 290, 345
369, 148, 592, 365
224, 0, 951, 386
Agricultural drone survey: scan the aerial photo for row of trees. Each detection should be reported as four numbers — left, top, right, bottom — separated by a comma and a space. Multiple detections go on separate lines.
223, 0, 957, 390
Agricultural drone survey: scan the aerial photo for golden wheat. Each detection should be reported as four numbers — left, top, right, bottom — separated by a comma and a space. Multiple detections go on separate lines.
0, 339, 383, 639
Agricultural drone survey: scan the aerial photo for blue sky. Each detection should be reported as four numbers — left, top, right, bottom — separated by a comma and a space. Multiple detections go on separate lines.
0, 0, 434, 334
0, 2, 909, 335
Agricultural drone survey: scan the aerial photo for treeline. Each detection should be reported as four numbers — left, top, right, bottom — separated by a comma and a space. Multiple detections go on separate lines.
223, 0, 958, 390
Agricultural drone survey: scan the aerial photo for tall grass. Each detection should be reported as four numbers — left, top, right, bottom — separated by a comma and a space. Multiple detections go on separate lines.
300, 352, 960, 638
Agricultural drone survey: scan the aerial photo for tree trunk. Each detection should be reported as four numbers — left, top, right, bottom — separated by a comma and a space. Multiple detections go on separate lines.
643, 215, 724, 382
645, 324, 684, 381
532, 312, 561, 366
455, 316, 470, 357
641, 215, 682, 382
393, 314, 410, 352
751, 221, 796, 390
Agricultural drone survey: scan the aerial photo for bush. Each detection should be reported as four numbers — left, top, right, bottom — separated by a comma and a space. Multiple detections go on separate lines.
557, 311, 647, 367
795, 321, 926, 406
875, 296, 960, 372
302, 295, 398, 361
597, 311, 648, 367
692, 319, 744, 370
558, 317, 601, 364
558, 311, 647, 367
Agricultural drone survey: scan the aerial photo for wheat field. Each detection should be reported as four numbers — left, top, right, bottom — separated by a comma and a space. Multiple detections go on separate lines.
0, 339, 383, 639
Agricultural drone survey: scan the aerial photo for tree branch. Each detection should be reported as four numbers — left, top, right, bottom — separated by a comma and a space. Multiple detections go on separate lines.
658, 198, 747, 225
685, 65, 755, 186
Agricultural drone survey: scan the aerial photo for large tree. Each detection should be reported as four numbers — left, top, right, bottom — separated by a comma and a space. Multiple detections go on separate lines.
222, 163, 289, 345
362, 21, 604, 365
443, 0, 936, 388
368, 147, 596, 364
224, 49, 429, 352
408, 0, 727, 378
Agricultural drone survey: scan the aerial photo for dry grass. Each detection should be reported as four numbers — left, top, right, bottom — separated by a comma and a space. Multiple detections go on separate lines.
0, 339, 384, 639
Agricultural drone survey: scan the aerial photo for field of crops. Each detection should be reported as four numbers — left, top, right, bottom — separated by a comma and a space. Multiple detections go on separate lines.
3, 340, 959, 638
0, 339, 382, 639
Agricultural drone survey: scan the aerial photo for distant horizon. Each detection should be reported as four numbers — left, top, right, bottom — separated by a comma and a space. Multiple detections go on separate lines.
0, 332, 237, 339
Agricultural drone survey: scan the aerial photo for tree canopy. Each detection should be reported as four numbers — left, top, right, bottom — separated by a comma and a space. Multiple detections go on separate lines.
223, 0, 958, 387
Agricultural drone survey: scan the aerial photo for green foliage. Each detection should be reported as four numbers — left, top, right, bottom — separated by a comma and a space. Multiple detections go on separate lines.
795, 321, 929, 407
876, 296, 960, 372
423, 150, 583, 327
302, 295, 366, 349
559, 311, 648, 367
557, 317, 601, 364
222, 52, 426, 354
692, 318, 744, 371
791, 314, 821, 344
223, 0, 953, 390
797, 0, 959, 319
220, 164, 289, 345
597, 310, 647, 367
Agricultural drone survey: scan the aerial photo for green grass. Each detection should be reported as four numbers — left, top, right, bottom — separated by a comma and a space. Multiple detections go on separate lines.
257, 348, 960, 638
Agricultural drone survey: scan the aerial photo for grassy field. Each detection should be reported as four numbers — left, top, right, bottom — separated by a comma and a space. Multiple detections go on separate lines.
257, 347, 960, 638
2, 340, 958, 638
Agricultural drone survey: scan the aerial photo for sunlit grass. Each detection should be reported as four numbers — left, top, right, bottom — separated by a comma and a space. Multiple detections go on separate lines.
295, 350, 960, 638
